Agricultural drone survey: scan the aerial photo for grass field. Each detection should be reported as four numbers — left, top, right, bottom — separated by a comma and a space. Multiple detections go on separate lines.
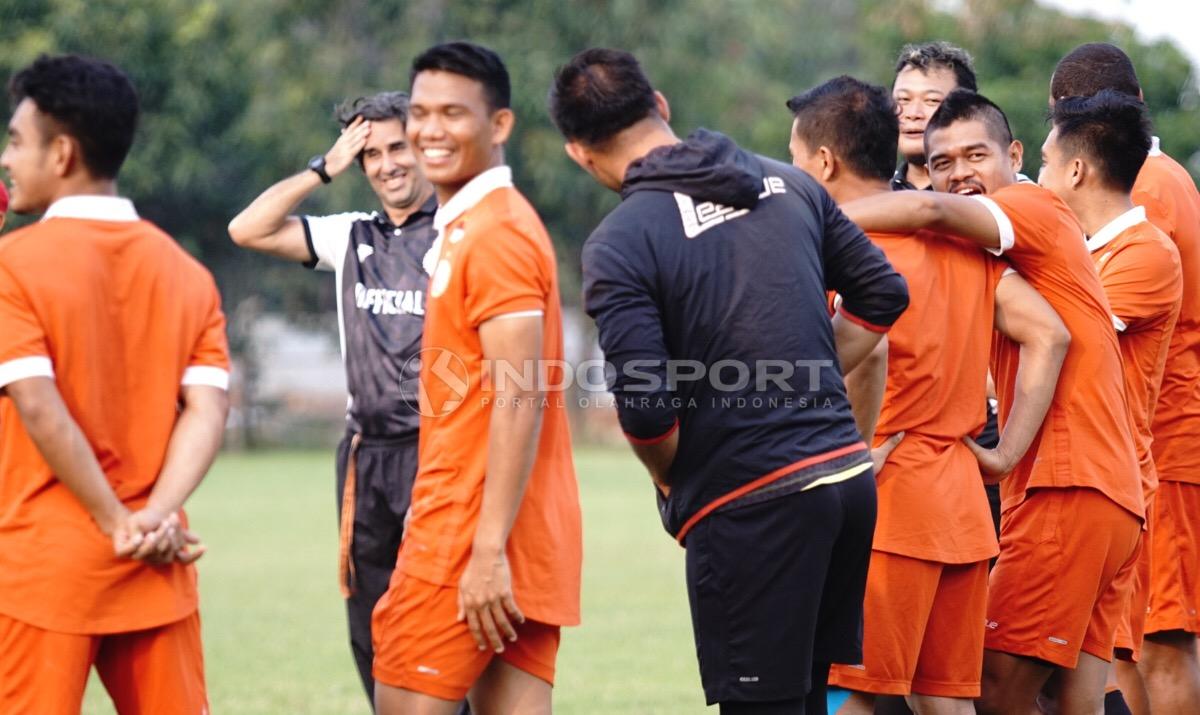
82, 446, 709, 714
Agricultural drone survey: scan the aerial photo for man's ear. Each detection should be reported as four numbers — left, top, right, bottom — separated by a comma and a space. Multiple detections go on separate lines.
490, 107, 515, 146
1008, 139, 1024, 175
654, 91, 670, 123
1069, 157, 1087, 190
49, 133, 76, 179
564, 141, 591, 171
817, 146, 837, 182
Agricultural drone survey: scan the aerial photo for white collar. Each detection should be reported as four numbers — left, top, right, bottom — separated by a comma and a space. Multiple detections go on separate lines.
1086, 205, 1147, 252
42, 195, 138, 222
1150, 136, 1162, 157
433, 166, 513, 232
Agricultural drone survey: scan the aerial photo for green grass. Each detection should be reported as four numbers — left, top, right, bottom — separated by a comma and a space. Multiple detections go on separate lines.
82, 447, 708, 714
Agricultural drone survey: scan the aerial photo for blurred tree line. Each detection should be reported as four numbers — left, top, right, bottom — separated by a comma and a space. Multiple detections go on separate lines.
1, 0, 1197, 318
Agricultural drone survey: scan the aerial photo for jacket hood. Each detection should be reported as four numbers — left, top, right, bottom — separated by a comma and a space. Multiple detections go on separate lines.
620, 128, 763, 209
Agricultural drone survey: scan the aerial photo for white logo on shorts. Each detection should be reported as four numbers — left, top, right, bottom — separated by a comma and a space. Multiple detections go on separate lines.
1048, 636, 1068, 645
738, 676, 760, 683
416, 665, 441, 676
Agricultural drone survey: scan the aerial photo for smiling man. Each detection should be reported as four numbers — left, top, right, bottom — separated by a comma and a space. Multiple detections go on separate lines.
840, 90, 1144, 715
890, 42, 976, 192
228, 91, 436, 705
371, 41, 581, 715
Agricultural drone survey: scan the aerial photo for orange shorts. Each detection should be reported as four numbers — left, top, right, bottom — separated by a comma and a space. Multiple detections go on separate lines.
985, 487, 1141, 669
1146, 481, 1200, 635
1114, 521, 1150, 661
828, 552, 989, 698
0, 610, 207, 715
372, 572, 560, 701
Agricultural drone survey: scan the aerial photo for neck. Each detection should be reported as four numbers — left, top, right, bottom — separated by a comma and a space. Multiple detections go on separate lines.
829, 175, 891, 204
435, 146, 507, 205
905, 160, 931, 189
48, 176, 118, 207
1069, 190, 1135, 238
613, 120, 680, 187
384, 182, 434, 225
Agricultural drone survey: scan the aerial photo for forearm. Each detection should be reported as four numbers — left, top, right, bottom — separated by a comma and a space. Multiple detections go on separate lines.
9, 379, 125, 534
147, 388, 229, 515
993, 340, 1066, 471
844, 337, 887, 443
228, 172, 320, 248
473, 392, 545, 554
842, 192, 1001, 249
630, 430, 678, 488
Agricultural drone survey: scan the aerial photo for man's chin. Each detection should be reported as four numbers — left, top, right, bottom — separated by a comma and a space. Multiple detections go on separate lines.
900, 152, 927, 168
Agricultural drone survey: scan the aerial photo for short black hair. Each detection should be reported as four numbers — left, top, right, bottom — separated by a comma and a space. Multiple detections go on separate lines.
925, 89, 1014, 149
1051, 90, 1151, 192
548, 48, 658, 147
8, 54, 138, 179
787, 76, 898, 182
410, 41, 510, 111
1051, 43, 1141, 101
334, 91, 410, 128
894, 41, 977, 92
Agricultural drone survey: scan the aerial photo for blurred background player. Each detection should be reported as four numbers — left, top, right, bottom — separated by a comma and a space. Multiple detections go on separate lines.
791, 76, 1067, 715
891, 41, 976, 192
0, 54, 228, 714
228, 90, 436, 706
553, 48, 909, 715
840, 90, 1144, 715
1051, 43, 1200, 715
1039, 90, 1182, 715
371, 41, 582, 715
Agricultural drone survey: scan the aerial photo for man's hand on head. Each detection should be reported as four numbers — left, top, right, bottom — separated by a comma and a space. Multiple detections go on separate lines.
325, 116, 372, 178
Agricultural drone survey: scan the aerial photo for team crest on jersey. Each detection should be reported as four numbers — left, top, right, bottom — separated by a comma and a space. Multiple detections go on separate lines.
356, 245, 375, 263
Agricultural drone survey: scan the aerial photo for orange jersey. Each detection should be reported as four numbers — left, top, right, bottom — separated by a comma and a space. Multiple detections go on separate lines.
867, 229, 1002, 563
399, 167, 582, 627
1135, 142, 1200, 485
0, 197, 229, 634
1087, 207, 1182, 501
978, 183, 1142, 518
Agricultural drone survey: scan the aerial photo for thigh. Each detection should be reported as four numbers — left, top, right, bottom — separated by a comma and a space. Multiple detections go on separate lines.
372, 573, 493, 702
685, 484, 848, 705
813, 471, 877, 667
1146, 481, 1200, 636
95, 612, 208, 715
0, 612, 94, 715
986, 488, 1138, 669
913, 559, 989, 697
827, 551, 941, 696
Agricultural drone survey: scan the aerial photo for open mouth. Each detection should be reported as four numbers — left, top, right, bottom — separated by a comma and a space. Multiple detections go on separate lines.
952, 184, 984, 196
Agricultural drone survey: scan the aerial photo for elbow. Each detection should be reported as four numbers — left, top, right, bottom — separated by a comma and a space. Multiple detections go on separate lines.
227, 216, 252, 247
1049, 320, 1071, 360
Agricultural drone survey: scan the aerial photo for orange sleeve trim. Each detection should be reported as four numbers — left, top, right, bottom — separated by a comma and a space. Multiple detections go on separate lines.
838, 306, 890, 334
675, 441, 869, 544
625, 418, 680, 446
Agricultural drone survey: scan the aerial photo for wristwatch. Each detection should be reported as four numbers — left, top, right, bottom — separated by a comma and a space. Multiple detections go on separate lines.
307, 154, 332, 184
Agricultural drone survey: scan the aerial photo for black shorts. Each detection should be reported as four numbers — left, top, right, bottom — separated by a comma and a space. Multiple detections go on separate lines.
685, 471, 876, 705
335, 432, 418, 700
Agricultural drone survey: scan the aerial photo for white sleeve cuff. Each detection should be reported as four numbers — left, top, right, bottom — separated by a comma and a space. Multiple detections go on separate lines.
972, 196, 1016, 256
182, 366, 230, 390
486, 310, 545, 321
0, 356, 54, 388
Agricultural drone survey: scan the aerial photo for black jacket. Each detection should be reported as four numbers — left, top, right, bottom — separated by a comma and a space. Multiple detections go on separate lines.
582, 129, 909, 540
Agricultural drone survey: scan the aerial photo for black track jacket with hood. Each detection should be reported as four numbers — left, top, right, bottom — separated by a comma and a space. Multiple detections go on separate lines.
582, 129, 909, 542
